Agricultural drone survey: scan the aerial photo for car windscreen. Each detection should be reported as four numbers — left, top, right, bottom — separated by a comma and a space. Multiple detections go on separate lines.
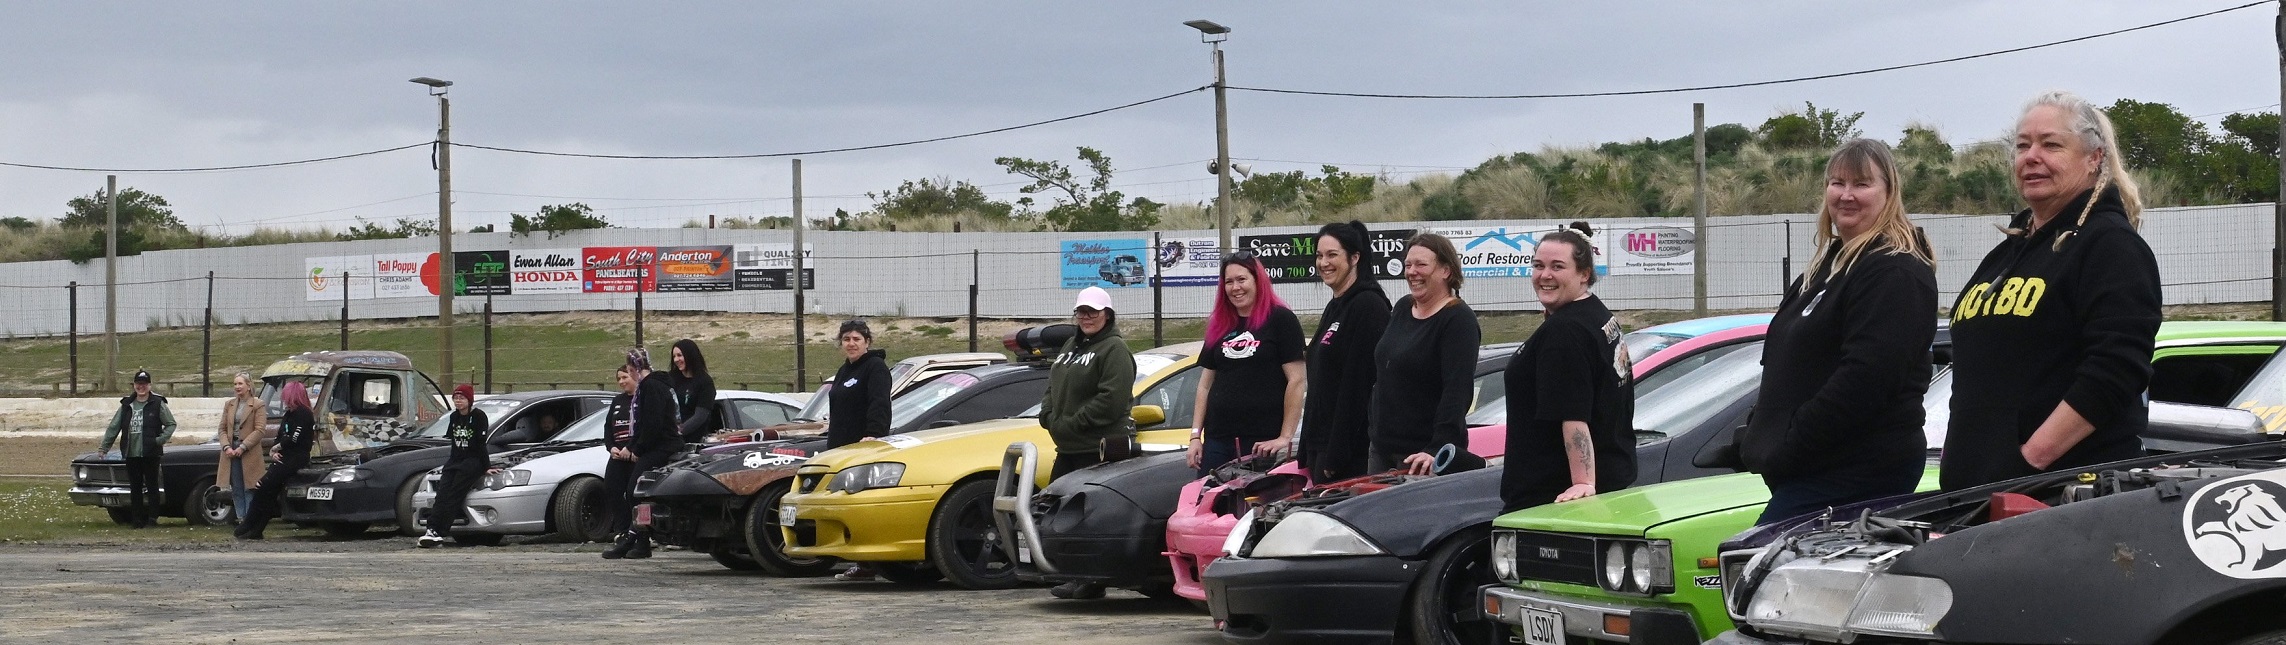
2233, 351, 2286, 433
544, 408, 609, 442
409, 399, 521, 439
891, 372, 982, 429
1622, 331, 1691, 365
1635, 341, 1764, 437
1017, 356, 1177, 418
795, 383, 831, 422
259, 375, 327, 418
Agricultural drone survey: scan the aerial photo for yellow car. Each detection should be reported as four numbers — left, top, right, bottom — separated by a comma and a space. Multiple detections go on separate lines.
781, 342, 1202, 588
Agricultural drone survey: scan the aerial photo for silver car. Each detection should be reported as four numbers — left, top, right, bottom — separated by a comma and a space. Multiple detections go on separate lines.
413, 389, 803, 544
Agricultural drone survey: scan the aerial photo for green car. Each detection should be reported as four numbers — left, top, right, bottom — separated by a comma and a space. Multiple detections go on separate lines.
1479, 320, 2286, 645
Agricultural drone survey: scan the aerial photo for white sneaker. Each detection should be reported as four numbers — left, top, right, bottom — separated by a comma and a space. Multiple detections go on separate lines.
416, 531, 445, 548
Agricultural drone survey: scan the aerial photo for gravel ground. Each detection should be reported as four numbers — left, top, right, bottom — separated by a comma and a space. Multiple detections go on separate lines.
0, 539, 1223, 644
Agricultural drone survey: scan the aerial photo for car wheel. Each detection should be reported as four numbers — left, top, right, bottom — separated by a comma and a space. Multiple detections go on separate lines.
320, 521, 369, 538
710, 544, 764, 571
744, 480, 836, 577
551, 476, 612, 543
106, 508, 135, 526
926, 479, 1021, 590
181, 477, 228, 526
2230, 631, 2286, 645
451, 532, 504, 547
1405, 525, 1497, 645
876, 561, 944, 585
393, 476, 425, 537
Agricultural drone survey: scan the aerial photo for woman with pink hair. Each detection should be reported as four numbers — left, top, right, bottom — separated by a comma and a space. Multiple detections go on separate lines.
1187, 250, 1307, 478
236, 381, 317, 539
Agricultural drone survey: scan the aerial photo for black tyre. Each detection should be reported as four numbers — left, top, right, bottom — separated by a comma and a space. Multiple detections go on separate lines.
321, 521, 369, 538
926, 479, 1020, 590
182, 477, 231, 526
876, 561, 944, 585
2230, 631, 2286, 645
393, 476, 425, 537
451, 532, 505, 547
1405, 526, 1497, 645
106, 508, 135, 526
744, 480, 836, 577
550, 476, 612, 543
710, 544, 764, 571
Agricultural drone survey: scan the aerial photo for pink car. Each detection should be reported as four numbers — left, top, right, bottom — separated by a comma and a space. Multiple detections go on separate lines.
1162, 320, 1772, 602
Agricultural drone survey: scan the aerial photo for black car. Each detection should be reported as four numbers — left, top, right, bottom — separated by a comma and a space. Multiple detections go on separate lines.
637, 359, 1061, 574
1712, 408, 2283, 645
278, 390, 612, 537
1000, 343, 1522, 599
67, 443, 239, 526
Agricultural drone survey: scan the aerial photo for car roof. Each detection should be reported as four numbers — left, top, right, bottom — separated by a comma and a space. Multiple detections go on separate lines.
716, 389, 807, 408
2154, 320, 2286, 345
476, 389, 613, 402
1635, 313, 1775, 339
896, 352, 1007, 367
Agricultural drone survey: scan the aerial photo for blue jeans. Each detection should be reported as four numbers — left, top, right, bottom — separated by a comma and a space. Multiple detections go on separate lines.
1196, 436, 1262, 478
229, 462, 252, 522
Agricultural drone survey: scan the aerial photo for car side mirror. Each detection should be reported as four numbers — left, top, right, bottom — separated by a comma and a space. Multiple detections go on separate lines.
928, 419, 962, 429
1131, 405, 1166, 427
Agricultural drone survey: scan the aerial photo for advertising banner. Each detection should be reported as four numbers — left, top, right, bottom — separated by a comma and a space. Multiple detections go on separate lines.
1059, 239, 1151, 289
1154, 237, 1221, 287
1235, 232, 1325, 284
583, 246, 657, 293
1363, 228, 1414, 279
369, 252, 430, 299
1402, 224, 1610, 278
731, 243, 814, 291
510, 248, 583, 295
304, 255, 373, 302
1608, 225, 1697, 275
453, 250, 513, 296
655, 245, 734, 293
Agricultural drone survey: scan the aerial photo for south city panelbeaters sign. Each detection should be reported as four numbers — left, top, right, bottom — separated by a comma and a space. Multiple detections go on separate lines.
307, 243, 820, 300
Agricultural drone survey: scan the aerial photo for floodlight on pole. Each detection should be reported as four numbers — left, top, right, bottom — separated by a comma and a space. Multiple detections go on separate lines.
1185, 19, 1235, 253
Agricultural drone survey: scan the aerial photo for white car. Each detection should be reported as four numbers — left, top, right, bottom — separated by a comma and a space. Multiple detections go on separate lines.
413, 389, 803, 544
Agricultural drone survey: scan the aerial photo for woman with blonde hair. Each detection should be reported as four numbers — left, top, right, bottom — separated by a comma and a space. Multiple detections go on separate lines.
215, 372, 268, 524
1941, 91, 2162, 491
1735, 138, 1938, 523
1368, 232, 1482, 476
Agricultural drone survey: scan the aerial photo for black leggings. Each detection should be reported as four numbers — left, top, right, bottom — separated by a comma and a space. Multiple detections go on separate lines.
238, 456, 304, 534
604, 450, 676, 536
123, 455, 162, 524
427, 466, 483, 533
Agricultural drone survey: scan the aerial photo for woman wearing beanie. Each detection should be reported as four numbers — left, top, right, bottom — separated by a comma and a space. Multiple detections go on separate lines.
418, 384, 499, 548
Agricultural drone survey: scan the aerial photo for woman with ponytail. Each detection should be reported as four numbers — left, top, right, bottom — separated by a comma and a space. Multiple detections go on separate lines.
1299, 221, 1391, 483
1187, 250, 1307, 478
1941, 91, 2162, 491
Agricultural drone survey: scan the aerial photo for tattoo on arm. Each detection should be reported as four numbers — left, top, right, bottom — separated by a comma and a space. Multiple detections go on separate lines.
1563, 421, 1595, 485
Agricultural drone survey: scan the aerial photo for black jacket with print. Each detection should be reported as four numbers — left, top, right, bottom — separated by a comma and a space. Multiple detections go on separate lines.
1299, 277, 1390, 472
1941, 186, 2161, 491
441, 409, 491, 474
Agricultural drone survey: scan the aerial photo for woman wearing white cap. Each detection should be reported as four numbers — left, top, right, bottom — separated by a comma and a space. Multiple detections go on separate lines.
1036, 286, 1137, 599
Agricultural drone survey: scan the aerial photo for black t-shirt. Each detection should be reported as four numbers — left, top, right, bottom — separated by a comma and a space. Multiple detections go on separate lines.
1501, 294, 1636, 512
443, 408, 491, 472
1200, 307, 1306, 441
1368, 296, 1482, 458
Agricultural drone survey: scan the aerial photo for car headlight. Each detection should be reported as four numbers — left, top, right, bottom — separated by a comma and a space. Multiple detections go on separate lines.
319, 467, 368, 484
826, 462, 906, 494
1222, 509, 1256, 556
1595, 540, 1674, 595
1490, 531, 1519, 584
74, 466, 89, 482
1743, 557, 1953, 641
484, 469, 533, 490
1245, 511, 1384, 558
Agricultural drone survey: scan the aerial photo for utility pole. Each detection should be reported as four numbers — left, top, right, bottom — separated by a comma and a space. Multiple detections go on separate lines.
103, 175, 118, 392
1187, 20, 1235, 253
793, 159, 807, 390
2274, 4, 2285, 321
412, 77, 457, 383
1692, 103, 1709, 317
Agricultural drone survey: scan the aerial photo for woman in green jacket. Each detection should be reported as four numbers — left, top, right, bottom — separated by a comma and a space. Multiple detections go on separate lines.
1039, 286, 1137, 479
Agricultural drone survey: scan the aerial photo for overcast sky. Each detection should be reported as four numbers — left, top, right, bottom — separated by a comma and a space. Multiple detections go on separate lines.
0, 1, 2274, 233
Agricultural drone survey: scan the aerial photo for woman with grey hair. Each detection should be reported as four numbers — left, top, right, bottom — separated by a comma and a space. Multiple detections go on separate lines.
1941, 91, 2162, 491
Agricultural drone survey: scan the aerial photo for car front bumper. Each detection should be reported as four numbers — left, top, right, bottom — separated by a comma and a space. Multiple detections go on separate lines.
419, 481, 558, 535
1481, 585, 1703, 645
1018, 531, 1167, 588
779, 485, 944, 562
281, 479, 397, 524
68, 485, 164, 507
1201, 553, 1417, 645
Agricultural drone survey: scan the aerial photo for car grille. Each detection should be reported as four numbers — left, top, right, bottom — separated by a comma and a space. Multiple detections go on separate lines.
1507, 530, 1601, 587
797, 474, 824, 494
79, 464, 127, 486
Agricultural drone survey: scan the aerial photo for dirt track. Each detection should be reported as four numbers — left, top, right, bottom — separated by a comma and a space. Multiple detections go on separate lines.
0, 541, 1222, 644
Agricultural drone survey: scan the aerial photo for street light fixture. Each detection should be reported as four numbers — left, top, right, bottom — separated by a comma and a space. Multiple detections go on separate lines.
1184, 19, 1234, 254
411, 76, 456, 383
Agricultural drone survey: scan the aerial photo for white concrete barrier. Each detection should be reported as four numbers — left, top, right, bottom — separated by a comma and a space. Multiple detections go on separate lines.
0, 397, 228, 439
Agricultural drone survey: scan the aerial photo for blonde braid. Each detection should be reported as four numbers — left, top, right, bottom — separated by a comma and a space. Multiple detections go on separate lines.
2051, 169, 2111, 252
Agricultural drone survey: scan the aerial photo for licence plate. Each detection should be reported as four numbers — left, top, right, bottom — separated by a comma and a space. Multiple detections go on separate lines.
97, 496, 125, 508
778, 504, 797, 527
305, 486, 334, 501
1522, 607, 1564, 645
1015, 533, 1031, 564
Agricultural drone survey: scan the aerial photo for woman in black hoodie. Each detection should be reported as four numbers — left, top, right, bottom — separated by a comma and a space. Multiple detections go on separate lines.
669, 339, 720, 442
602, 348, 681, 560
1299, 221, 1390, 483
1738, 139, 1937, 523
1942, 91, 2162, 491
825, 319, 893, 450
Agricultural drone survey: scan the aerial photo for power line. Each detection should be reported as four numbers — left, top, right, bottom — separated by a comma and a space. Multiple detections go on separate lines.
2191, 103, 2282, 120
1228, 1, 2271, 100
0, 142, 432, 173
451, 87, 1208, 160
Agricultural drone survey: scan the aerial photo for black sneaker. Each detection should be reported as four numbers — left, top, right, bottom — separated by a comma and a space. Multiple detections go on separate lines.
1050, 582, 1106, 600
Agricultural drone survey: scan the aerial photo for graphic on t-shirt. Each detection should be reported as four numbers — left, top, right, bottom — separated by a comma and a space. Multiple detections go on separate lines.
1601, 317, 1632, 386
1317, 322, 1341, 346
1221, 331, 1262, 360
